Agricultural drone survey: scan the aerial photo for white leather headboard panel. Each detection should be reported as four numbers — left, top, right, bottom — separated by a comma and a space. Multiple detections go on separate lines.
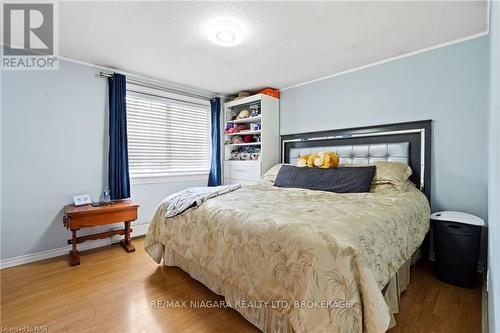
289, 142, 409, 166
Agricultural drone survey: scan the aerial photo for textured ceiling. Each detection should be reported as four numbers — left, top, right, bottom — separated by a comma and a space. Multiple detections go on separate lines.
56, 1, 488, 95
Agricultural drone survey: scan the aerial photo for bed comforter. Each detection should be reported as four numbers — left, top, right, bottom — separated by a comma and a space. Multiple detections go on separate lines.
145, 183, 430, 333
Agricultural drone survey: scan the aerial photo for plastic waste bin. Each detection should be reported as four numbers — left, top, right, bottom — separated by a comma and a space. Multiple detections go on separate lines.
431, 211, 484, 288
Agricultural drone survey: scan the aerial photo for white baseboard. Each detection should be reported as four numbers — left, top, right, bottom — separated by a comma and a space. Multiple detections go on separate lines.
0, 223, 150, 270
429, 250, 485, 273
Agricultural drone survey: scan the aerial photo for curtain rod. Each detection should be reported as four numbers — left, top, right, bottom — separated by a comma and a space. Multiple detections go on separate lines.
100, 72, 114, 78
99, 71, 212, 101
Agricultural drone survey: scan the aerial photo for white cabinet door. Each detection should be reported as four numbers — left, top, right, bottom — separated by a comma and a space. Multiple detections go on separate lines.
224, 161, 261, 183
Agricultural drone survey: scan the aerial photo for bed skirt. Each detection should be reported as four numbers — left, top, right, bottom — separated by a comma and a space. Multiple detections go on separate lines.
158, 245, 417, 333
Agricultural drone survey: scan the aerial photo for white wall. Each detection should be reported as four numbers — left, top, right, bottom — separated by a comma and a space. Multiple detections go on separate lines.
488, 0, 500, 330
280, 36, 490, 221
1, 59, 207, 261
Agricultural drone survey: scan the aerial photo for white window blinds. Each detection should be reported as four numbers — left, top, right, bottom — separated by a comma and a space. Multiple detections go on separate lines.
126, 84, 211, 178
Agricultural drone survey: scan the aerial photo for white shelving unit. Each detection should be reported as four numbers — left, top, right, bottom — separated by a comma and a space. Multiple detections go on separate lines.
223, 94, 279, 185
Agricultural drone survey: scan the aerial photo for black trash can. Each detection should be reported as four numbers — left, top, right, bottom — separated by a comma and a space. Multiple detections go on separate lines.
431, 211, 484, 288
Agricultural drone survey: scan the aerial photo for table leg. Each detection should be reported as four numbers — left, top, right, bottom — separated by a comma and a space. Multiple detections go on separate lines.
120, 221, 135, 253
68, 229, 80, 266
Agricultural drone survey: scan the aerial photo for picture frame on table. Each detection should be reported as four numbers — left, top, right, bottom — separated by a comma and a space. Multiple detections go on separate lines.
72, 194, 92, 206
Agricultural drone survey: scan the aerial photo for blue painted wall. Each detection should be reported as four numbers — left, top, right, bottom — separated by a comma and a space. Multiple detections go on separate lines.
280, 37, 490, 221
488, 0, 500, 330
1, 59, 208, 260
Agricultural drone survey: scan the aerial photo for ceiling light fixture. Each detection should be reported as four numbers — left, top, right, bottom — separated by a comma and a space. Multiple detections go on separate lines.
207, 21, 244, 47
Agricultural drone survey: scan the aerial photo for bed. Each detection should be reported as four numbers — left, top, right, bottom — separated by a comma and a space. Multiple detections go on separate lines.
145, 120, 432, 333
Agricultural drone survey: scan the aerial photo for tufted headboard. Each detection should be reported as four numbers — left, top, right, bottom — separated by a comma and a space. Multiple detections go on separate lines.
281, 120, 432, 199
289, 142, 410, 166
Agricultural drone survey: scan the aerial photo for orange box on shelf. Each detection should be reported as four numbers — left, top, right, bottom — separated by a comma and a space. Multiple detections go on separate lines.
257, 88, 280, 99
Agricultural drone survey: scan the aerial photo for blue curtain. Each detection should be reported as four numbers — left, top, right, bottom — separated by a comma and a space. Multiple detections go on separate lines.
108, 73, 130, 200
208, 97, 222, 186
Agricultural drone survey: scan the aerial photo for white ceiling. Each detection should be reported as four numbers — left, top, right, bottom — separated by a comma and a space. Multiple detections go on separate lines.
57, 1, 488, 95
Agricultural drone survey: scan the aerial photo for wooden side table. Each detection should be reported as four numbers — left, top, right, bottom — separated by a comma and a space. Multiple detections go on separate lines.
63, 200, 139, 266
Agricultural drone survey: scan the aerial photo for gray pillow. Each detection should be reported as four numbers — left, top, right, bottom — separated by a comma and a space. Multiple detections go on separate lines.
274, 165, 376, 193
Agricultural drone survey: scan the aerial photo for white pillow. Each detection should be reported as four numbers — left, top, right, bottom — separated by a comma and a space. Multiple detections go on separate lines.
258, 164, 287, 186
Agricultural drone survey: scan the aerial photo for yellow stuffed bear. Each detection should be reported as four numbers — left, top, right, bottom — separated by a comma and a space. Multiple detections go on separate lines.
308, 154, 321, 167
296, 152, 339, 168
321, 152, 339, 168
296, 154, 310, 167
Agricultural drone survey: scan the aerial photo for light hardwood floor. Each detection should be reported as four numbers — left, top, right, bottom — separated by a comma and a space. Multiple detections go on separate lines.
1, 238, 482, 333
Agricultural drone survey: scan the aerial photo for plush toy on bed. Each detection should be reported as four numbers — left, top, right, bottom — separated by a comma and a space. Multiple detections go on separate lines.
308, 154, 321, 167
320, 152, 340, 168
296, 154, 317, 167
296, 154, 310, 167
296, 153, 321, 167
296, 152, 339, 168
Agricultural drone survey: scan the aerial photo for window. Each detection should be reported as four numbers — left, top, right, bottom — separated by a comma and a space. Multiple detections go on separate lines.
126, 83, 211, 180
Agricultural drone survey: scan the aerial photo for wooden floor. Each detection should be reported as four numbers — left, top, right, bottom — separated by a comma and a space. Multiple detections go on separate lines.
1, 238, 482, 333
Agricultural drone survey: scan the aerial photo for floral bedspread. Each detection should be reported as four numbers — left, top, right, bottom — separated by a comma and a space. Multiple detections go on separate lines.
145, 183, 430, 333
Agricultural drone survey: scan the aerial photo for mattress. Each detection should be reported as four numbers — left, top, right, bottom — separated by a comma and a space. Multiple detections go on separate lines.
145, 183, 430, 333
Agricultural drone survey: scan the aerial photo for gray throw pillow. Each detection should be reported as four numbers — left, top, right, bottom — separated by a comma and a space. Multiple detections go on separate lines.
274, 165, 375, 193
